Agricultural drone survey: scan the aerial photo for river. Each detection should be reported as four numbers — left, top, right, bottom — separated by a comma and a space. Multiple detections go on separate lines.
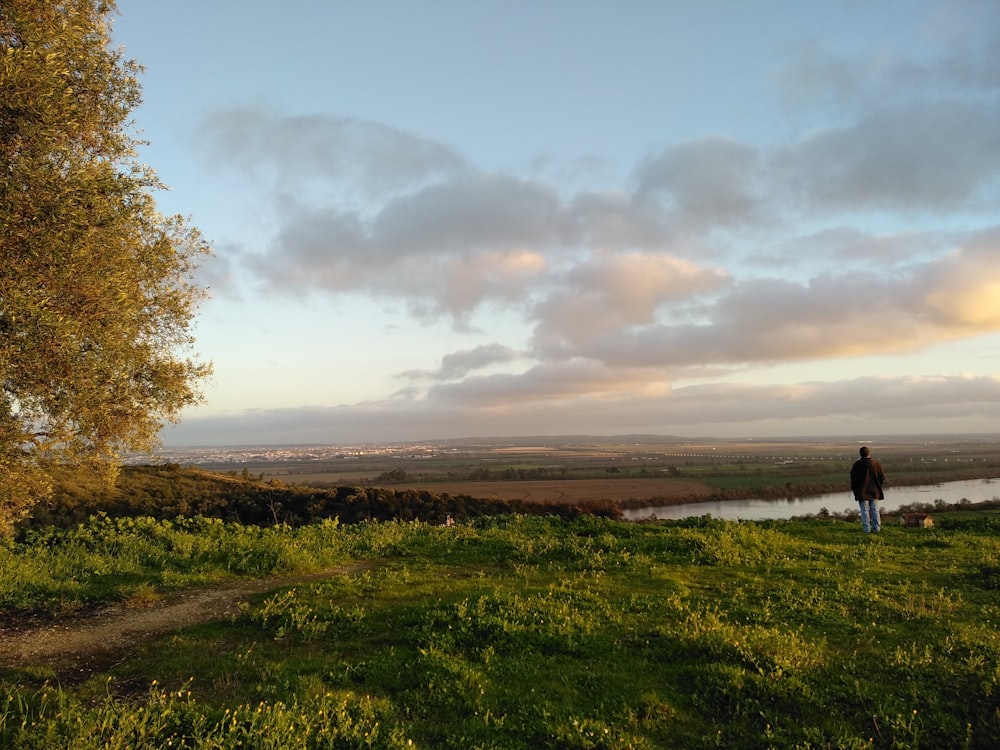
621, 477, 1000, 522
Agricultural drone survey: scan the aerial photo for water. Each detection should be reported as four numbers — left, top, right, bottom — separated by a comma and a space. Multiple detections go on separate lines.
621, 478, 1000, 522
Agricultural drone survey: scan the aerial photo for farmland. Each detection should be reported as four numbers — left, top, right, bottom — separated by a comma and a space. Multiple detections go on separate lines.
168, 433, 1000, 506
394, 477, 713, 505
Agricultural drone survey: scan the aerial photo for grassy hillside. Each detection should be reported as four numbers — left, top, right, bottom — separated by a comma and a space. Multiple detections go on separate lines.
2, 507, 999, 748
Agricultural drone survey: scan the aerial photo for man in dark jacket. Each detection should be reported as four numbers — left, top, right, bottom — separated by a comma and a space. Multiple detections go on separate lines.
850, 446, 885, 533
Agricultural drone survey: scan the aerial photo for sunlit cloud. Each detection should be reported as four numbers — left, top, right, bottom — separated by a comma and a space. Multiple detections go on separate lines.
918, 229, 1000, 328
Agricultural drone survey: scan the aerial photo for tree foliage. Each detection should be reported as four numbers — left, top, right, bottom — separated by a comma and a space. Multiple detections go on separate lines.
0, 0, 212, 532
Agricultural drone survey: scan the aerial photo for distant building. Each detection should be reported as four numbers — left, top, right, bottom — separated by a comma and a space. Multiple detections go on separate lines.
900, 512, 934, 528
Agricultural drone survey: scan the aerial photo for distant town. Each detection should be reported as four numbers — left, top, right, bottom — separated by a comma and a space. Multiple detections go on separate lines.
128, 443, 442, 467
130, 433, 1000, 470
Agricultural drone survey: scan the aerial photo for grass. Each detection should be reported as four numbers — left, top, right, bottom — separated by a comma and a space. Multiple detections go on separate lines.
2, 512, 999, 747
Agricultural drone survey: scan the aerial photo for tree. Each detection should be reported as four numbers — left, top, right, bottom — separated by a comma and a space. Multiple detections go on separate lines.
0, 0, 212, 533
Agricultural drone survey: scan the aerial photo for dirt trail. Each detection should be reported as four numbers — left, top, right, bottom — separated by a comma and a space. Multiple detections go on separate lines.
0, 563, 368, 679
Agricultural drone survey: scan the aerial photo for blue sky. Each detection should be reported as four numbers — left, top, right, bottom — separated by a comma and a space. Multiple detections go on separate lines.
112, 1, 1000, 446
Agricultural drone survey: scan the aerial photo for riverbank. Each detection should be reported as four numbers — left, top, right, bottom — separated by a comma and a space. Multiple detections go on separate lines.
617, 466, 1000, 510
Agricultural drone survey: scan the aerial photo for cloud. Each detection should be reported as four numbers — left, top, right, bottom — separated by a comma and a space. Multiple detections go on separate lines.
530, 252, 730, 352
774, 101, 1000, 213
242, 173, 564, 318
916, 227, 1000, 328
185, 26, 1000, 446
164, 374, 1000, 445
518, 225, 1000, 371
372, 174, 565, 253
402, 343, 521, 381
194, 240, 245, 299
634, 138, 763, 229
567, 190, 677, 252
211, 107, 1000, 376
426, 360, 671, 407
201, 106, 467, 194
770, 29, 1000, 215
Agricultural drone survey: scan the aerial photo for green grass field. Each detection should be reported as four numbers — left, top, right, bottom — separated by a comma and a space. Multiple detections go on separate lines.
2, 508, 999, 748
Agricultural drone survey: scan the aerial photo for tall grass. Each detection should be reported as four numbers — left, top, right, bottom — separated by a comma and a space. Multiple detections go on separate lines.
2, 513, 999, 747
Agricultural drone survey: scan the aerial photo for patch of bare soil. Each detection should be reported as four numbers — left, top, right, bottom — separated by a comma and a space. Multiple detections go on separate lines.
0, 563, 368, 681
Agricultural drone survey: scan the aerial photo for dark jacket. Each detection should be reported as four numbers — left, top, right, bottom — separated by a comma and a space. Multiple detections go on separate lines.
851, 457, 885, 501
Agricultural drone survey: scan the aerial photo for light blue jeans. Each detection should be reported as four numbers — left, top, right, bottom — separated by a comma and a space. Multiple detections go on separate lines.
859, 500, 881, 533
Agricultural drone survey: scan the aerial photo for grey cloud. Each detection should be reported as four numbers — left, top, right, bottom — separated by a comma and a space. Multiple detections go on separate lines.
251, 208, 369, 291
371, 174, 566, 253
770, 28, 1000, 217
163, 374, 1000, 446
262, 174, 563, 265
201, 106, 467, 192
207, 53, 999, 352
635, 138, 763, 229
939, 31, 1000, 91
405, 344, 521, 381
644, 375, 1000, 427
426, 360, 661, 407
245, 174, 563, 311
567, 190, 675, 251
771, 228, 943, 267
777, 27, 1000, 113
777, 46, 940, 113
774, 100, 1000, 213
193, 242, 245, 299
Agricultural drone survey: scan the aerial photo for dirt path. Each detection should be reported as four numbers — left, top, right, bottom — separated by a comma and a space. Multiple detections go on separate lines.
0, 563, 368, 680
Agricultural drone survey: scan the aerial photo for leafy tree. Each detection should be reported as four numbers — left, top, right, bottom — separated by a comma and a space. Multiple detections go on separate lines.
0, 0, 212, 532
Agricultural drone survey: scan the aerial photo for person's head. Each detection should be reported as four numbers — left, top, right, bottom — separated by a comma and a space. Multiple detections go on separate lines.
859, 446, 870, 458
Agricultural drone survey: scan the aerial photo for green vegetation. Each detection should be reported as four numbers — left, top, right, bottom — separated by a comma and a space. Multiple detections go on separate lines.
2, 509, 999, 748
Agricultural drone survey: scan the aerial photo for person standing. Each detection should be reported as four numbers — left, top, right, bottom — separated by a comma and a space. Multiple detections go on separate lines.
850, 446, 885, 533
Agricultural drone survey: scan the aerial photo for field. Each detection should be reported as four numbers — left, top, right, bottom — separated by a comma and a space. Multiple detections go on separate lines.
2, 510, 1000, 748
192, 434, 1000, 506
391, 477, 714, 504
2, 435, 1000, 747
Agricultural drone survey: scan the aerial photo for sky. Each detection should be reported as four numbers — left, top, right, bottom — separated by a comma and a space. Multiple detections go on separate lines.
111, 0, 1000, 446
